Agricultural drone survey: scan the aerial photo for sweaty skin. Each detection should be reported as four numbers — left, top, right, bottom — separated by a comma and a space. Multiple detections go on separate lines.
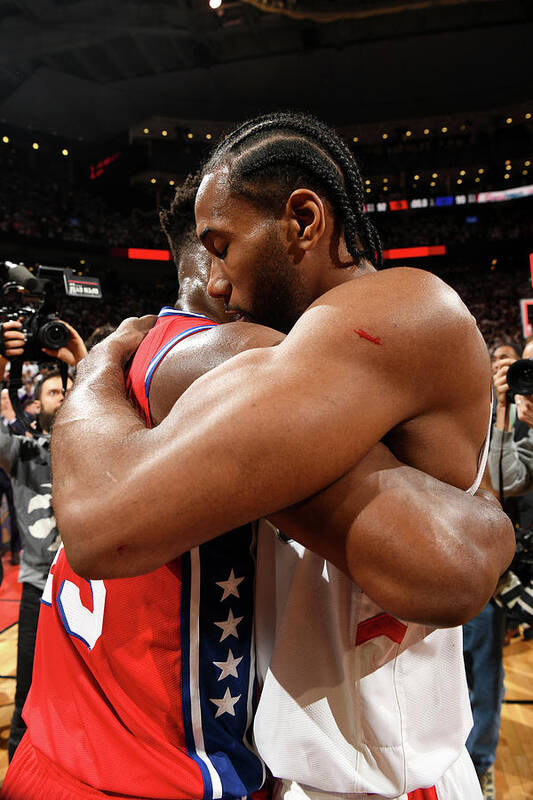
51, 175, 515, 623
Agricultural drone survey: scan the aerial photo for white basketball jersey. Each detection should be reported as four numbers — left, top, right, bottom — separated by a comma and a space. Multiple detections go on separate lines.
253, 423, 491, 798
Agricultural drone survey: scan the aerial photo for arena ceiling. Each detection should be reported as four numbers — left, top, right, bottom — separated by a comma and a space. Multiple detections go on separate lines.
0, 0, 530, 141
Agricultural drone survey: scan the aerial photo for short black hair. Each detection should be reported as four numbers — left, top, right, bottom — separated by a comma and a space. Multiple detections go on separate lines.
160, 172, 201, 271
203, 111, 382, 268
34, 370, 63, 402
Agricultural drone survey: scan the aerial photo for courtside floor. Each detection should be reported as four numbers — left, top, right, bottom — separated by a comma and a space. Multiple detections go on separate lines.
0, 553, 532, 797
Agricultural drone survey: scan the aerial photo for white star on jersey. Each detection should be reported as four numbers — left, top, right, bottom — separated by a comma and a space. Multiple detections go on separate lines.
209, 686, 241, 718
216, 569, 245, 601
214, 609, 243, 642
213, 649, 243, 681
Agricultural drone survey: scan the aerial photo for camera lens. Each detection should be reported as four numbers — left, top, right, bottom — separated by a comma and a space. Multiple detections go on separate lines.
39, 320, 70, 350
507, 359, 533, 397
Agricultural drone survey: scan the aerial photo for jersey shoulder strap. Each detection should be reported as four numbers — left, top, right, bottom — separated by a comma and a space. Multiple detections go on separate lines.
126, 307, 217, 426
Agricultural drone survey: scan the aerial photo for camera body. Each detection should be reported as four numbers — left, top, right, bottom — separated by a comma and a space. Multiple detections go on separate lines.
0, 262, 101, 362
507, 358, 533, 401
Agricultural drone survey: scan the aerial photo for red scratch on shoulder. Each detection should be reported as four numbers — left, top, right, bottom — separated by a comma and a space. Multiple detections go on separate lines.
354, 328, 382, 346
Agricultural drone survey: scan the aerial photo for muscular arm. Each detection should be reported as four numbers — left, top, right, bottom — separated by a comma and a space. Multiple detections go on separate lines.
271, 445, 514, 626
53, 269, 510, 591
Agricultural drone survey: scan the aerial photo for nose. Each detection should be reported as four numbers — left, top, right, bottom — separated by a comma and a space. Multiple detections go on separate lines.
207, 261, 232, 301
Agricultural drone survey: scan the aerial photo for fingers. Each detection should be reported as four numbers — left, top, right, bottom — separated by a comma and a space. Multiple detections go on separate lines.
1, 321, 25, 357
515, 394, 533, 428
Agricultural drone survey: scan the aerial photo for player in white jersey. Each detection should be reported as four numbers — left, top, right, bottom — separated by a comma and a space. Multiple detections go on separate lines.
53, 116, 514, 799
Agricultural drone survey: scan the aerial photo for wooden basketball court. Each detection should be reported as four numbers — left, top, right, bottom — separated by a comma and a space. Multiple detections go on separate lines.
0, 553, 532, 797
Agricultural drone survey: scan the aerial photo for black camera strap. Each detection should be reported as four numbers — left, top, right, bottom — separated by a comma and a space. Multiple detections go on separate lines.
7, 357, 33, 435
498, 400, 510, 508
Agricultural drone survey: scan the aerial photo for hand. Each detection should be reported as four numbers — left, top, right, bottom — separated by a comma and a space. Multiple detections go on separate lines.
515, 394, 533, 428
493, 358, 517, 407
89, 315, 156, 367
41, 321, 88, 366
1, 320, 26, 360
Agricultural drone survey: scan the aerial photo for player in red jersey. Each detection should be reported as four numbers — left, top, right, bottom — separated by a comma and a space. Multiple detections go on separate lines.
3, 172, 512, 800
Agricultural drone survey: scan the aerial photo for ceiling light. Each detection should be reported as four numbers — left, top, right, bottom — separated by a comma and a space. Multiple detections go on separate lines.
459, 170, 466, 176
61, 148, 69, 157
523, 169, 529, 176
432, 172, 438, 179
150, 177, 156, 184
525, 160, 531, 167
187, 132, 194, 139
383, 186, 389, 191
506, 117, 512, 124
2, 136, 9, 143
405, 130, 412, 137
366, 188, 371, 194
161, 130, 168, 136
352, 136, 359, 143
475, 177, 480, 183
504, 174, 510, 180
457, 178, 462, 184
169, 180, 175, 186
430, 181, 436, 187
423, 128, 430, 135
478, 168, 484, 174
143, 128, 150, 134
365, 179, 371, 186
383, 177, 388, 183
526, 113, 532, 120
505, 164, 512, 170
206, 133, 213, 140
414, 174, 420, 180
209, 0, 222, 8
382, 133, 388, 140
32, 142, 39, 150
441, 126, 448, 133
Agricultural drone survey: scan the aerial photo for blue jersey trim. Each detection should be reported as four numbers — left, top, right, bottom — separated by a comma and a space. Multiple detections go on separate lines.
144, 324, 215, 399
158, 307, 214, 320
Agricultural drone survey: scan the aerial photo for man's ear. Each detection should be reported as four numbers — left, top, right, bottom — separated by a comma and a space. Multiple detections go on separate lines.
284, 189, 326, 252
33, 400, 41, 414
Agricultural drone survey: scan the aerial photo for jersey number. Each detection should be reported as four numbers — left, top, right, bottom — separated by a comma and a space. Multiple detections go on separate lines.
42, 546, 106, 650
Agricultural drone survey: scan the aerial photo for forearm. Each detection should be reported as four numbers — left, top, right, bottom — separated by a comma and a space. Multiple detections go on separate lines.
488, 428, 533, 495
273, 462, 515, 626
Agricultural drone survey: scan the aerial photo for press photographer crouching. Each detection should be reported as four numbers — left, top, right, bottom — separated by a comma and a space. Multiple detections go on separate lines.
0, 317, 87, 760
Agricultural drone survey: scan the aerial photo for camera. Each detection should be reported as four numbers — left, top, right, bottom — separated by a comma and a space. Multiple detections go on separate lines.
0, 262, 101, 362
507, 358, 533, 400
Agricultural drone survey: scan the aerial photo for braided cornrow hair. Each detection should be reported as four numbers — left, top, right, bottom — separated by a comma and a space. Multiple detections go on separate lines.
160, 171, 201, 271
204, 112, 382, 268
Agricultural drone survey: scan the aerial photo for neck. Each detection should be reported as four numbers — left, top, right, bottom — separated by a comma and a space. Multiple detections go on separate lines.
175, 277, 226, 323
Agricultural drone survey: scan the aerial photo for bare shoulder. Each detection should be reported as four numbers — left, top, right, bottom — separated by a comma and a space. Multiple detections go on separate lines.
292, 267, 482, 353
149, 322, 283, 424
282, 266, 488, 410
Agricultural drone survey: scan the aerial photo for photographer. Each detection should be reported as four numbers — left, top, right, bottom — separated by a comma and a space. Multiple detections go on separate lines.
0, 318, 86, 760
488, 336, 533, 496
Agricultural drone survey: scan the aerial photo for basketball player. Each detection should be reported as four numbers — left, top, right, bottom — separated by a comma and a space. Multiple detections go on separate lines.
2, 177, 511, 800
51, 113, 516, 798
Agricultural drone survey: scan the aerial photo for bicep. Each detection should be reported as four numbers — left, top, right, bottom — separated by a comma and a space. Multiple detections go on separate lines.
148, 326, 414, 535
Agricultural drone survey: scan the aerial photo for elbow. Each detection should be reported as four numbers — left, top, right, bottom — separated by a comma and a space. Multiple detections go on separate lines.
56, 500, 102, 579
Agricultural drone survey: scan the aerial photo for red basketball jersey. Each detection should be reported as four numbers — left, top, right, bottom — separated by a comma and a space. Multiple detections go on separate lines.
23, 308, 266, 799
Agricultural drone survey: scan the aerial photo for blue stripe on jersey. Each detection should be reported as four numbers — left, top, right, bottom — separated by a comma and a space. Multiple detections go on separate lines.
158, 307, 214, 320
197, 527, 265, 798
143, 324, 215, 398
